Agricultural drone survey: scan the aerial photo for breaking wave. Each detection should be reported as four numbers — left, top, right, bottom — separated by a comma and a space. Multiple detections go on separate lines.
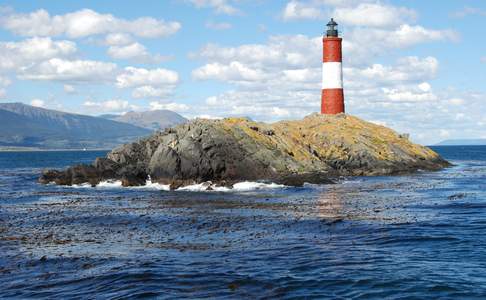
70, 178, 285, 192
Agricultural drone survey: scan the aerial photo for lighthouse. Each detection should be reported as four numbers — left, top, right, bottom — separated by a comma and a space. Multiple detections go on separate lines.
321, 18, 344, 114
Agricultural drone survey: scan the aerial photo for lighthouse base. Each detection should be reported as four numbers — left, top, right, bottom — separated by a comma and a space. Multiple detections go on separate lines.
321, 89, 345, 114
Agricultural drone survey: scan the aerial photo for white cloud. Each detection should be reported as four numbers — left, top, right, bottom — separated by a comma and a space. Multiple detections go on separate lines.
386, 25, 459, 47
188, 0, 240, 15
192, 61, 268, 82
481, 57, 486, 63
116, 67, 179, 99
197, 89, 319, 121
418, 82, 431, 92
0, 37, 76, 72
1, 8, 181, 38
193, 33, 440, 101
333, 3, 417, 27
104, 33, 133, 46
107, 42, 170, 64
132, 85, 173, 99
282, 1, 321, 20
205, 21, 232, 30
19, 58, 117, 83
116, 67, 179, 88
193, 35, 321, 69
282, 1, 417, 25
344, 26, 458, 65
149, 101, 189, 112
83, 99, 139, 113
346, 57, 438, 84
194, 28, 454, 72
382, 88, 437, 102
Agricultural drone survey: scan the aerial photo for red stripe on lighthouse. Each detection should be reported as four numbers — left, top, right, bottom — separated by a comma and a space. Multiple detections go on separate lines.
321, 89, 344, 114
321, 30, 345, 114
323, 37, 342, 62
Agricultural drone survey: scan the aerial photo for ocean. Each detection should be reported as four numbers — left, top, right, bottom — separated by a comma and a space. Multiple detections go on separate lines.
1, 146, 485, 298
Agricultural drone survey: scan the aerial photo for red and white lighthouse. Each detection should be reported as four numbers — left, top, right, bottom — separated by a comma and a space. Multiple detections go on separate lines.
321, 18, 344, 114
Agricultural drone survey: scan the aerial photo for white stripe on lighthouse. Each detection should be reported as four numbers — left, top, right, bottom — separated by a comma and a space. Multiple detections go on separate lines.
322, 62, 343, 89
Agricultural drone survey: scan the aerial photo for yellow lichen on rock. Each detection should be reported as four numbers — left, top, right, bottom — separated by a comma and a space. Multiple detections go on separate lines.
216, 113, 446, 177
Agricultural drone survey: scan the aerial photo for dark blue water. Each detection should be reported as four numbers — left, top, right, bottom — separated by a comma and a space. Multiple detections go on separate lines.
1, 147, 486, 299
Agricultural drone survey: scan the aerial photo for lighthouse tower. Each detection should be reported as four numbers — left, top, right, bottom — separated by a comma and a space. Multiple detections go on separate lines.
321, 18, 344, 114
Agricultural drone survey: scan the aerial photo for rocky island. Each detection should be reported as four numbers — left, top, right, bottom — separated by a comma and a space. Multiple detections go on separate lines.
39, 114, 449, 189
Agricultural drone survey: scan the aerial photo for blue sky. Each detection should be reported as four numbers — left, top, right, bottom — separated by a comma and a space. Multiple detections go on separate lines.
0, 0, 485, 144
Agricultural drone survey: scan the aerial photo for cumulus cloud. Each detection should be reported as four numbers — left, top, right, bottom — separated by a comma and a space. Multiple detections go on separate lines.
282, 1, 321, 20
19, 58, 117, 83
107, 42, 171, 64
1, 8, 181, 38
104, 33, 133, 46
116, 67, 179, 88
282, 0, 416, 26
0, 37, 76, 72
132, 86, 174, 99
333, 3, 417, 27
116, 67, 179, 99
346, 57, 438, 85
193, 61, 268, 82
193, 35, 321, 69
187, 0, 240, 15
149, 101, 189, 112
344, 25, 458, 65
83, 99, 139, 113
193, 27, 455, 71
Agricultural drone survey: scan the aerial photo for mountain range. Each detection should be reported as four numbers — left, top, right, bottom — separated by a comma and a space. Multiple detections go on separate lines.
0, 103, 187, 149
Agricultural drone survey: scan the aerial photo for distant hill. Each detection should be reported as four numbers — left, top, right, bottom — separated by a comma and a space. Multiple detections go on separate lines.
435, 139, 486, 146
0, 103, 151, 149
101, 110, 187, 131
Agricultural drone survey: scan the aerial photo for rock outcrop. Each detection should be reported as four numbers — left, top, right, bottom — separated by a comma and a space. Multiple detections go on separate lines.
39, 114, 450, 189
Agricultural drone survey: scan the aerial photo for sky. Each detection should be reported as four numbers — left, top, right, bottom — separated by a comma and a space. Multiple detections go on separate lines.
0, 0, 485, 144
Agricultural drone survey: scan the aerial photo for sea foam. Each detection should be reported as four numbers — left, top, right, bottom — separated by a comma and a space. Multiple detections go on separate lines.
70, 179, 285, 192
